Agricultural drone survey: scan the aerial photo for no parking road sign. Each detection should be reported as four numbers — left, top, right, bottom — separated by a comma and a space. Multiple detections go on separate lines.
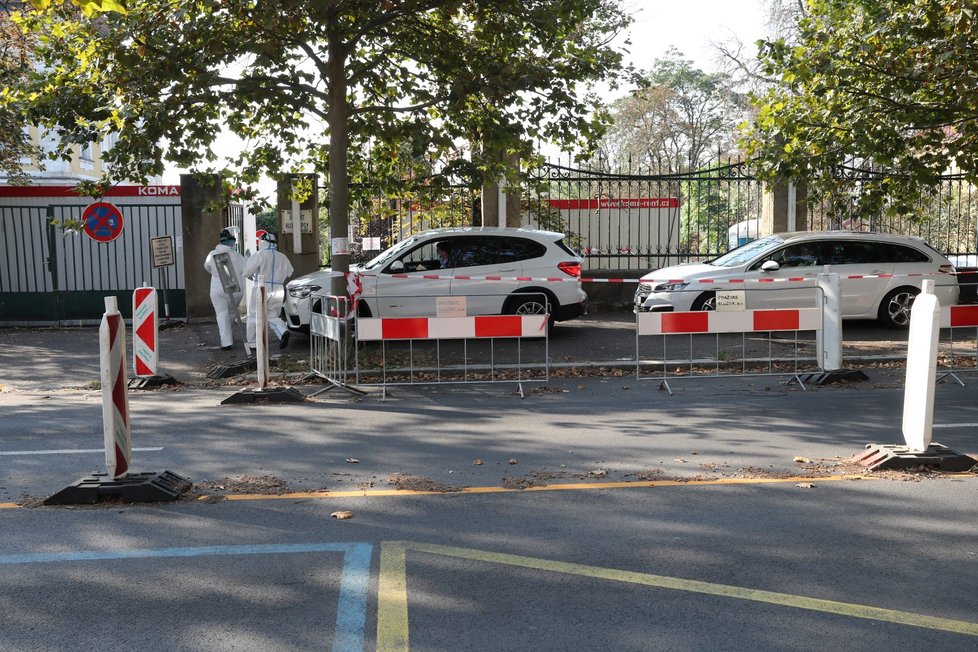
82, 202, 125, 243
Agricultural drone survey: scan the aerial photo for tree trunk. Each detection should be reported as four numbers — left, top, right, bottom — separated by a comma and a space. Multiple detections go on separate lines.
327, 39, 351, 307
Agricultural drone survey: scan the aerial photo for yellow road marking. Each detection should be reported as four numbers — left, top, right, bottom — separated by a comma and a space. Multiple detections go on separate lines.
214, 474, 868, 501
2, 474, 873, 509
377, 541, 978, 651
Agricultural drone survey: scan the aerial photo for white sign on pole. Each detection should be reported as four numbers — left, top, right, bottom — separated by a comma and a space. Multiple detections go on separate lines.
150, 236, 175, 268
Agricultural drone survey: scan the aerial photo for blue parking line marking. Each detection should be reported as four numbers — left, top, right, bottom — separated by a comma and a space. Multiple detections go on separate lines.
0, 542, 373, 652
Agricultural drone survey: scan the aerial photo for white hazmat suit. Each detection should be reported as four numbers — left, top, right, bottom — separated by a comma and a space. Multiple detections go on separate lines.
203, 240, 246, 349
244, 236, 294, 349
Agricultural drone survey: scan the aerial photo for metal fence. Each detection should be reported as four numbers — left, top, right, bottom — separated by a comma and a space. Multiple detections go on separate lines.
342, 156, 978, 277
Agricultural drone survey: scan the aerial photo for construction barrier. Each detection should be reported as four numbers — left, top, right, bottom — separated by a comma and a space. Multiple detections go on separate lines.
132, 286, 158, 377
938, 304, 978, 385
636, 305, 823, 394
308, 294, 359, 395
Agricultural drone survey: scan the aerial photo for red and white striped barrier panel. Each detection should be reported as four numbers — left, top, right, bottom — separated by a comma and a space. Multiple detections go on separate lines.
132, 286, 158, 377
940, 304, 978, 328
357, 314, 548, 341
99, 297, 132, 479
637, 308, 822, 336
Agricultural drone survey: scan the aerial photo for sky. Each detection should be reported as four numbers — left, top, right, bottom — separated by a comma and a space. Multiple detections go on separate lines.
619, 0, 767, 72
161, 1, 770, 195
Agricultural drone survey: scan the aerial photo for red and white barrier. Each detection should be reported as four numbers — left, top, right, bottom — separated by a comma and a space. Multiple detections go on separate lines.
940, 304, 978, 328
99, 297, 132, 479
132, 286, 158, 377
357, 314, 548, 341
637, 308, 822, 336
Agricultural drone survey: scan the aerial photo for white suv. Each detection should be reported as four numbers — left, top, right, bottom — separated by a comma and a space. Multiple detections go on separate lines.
634, 231, 959, 328
285, 227, 588, 331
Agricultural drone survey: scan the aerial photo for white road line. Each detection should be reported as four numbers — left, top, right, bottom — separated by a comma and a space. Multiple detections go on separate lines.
0, 447, 163, 456
931, 424, 978, 429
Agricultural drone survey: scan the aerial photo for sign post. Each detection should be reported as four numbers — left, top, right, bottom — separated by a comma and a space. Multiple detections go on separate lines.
150, 235, 175, 321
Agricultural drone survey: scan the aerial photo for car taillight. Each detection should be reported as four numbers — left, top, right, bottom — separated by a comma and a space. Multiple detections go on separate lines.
939, 264, 956, 274
558, 261, 582, 277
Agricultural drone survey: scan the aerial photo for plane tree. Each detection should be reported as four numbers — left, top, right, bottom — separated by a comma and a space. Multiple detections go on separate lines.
743, 0, 978, 219
6, 0, 630, 292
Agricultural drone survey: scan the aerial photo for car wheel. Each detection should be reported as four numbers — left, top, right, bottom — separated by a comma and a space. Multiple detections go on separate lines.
505, 294, 556, 330
690, 292, 717, 311
878, 287, 918, 329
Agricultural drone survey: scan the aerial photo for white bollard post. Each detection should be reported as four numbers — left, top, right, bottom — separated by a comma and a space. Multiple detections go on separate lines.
132, 286, 159, 378
902, 279, 940, 452
817, 272, 842, 371
255, 274, 270, 389
100, 296, 132, 479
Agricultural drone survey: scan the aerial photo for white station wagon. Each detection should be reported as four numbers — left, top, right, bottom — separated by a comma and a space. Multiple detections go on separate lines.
633, 231, 959, 328
285, 227, 588, 331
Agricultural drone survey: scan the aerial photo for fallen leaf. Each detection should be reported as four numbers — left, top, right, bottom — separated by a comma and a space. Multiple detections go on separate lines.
508, 459, 518, 465
796, 483, 815, 489
793, 457, 811, 463
346, 458, 359, 464
675, 458, 687, 463
473, 459, 483, 465
331, 510, 354, 519
587, 469, 608, 478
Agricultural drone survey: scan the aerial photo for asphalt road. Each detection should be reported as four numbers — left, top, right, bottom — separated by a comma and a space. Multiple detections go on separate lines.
1, 317, 977, 651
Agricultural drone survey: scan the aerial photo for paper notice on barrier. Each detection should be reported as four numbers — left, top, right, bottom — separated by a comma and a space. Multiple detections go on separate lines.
716, 290, 746, 311
437, 296, 467, 318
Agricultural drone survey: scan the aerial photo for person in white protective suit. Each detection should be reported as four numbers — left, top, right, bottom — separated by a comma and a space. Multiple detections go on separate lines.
203, 228, 246, 350
244, 232, 295, 350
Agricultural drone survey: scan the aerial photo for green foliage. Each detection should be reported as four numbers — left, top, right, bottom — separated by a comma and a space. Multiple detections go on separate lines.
601, 49, 748, 172
4, 0, 631, 225
744, 0, 978, 220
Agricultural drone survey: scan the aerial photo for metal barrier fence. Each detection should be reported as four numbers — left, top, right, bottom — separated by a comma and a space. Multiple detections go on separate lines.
938, 304, 978, 386
308, 292, 551, 399
636, 304, 824, 394
308, 295, 361, 397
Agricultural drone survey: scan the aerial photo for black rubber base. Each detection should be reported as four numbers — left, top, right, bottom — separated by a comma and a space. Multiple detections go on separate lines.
128, 374, 179, 390
207, 358, 257, 379
851, 443, 977, 472
44, 470, 192, 505
797, 369, 869, 386
221, 386, 306, 405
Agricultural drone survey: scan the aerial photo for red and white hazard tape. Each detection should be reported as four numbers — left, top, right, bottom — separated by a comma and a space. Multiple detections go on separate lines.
357, 314, 548, 341
637, 308, 822, 336
348, 271, 957, 285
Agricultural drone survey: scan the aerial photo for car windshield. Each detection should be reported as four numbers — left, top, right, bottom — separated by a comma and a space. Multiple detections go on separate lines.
710, 235, 786, 267
361, 236, 422, 270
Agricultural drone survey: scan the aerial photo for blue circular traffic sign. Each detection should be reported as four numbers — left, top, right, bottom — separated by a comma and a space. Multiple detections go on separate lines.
82, 202, 125, 243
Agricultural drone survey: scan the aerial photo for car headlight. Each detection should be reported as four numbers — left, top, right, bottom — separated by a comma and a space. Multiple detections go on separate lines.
653, 281, 689, 292
288, 285, 321, 299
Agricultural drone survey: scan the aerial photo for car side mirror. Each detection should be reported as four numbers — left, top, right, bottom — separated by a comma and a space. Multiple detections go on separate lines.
389, 260, 404, 273
761, 260, 780, 272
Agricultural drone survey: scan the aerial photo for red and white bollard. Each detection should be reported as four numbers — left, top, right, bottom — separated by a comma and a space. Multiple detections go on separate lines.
132, 286, 159, 378
100, 296, 132, 479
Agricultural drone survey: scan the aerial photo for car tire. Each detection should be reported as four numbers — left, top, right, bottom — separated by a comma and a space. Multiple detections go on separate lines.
878, 287, 919, 329
690, 292, 717, 311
